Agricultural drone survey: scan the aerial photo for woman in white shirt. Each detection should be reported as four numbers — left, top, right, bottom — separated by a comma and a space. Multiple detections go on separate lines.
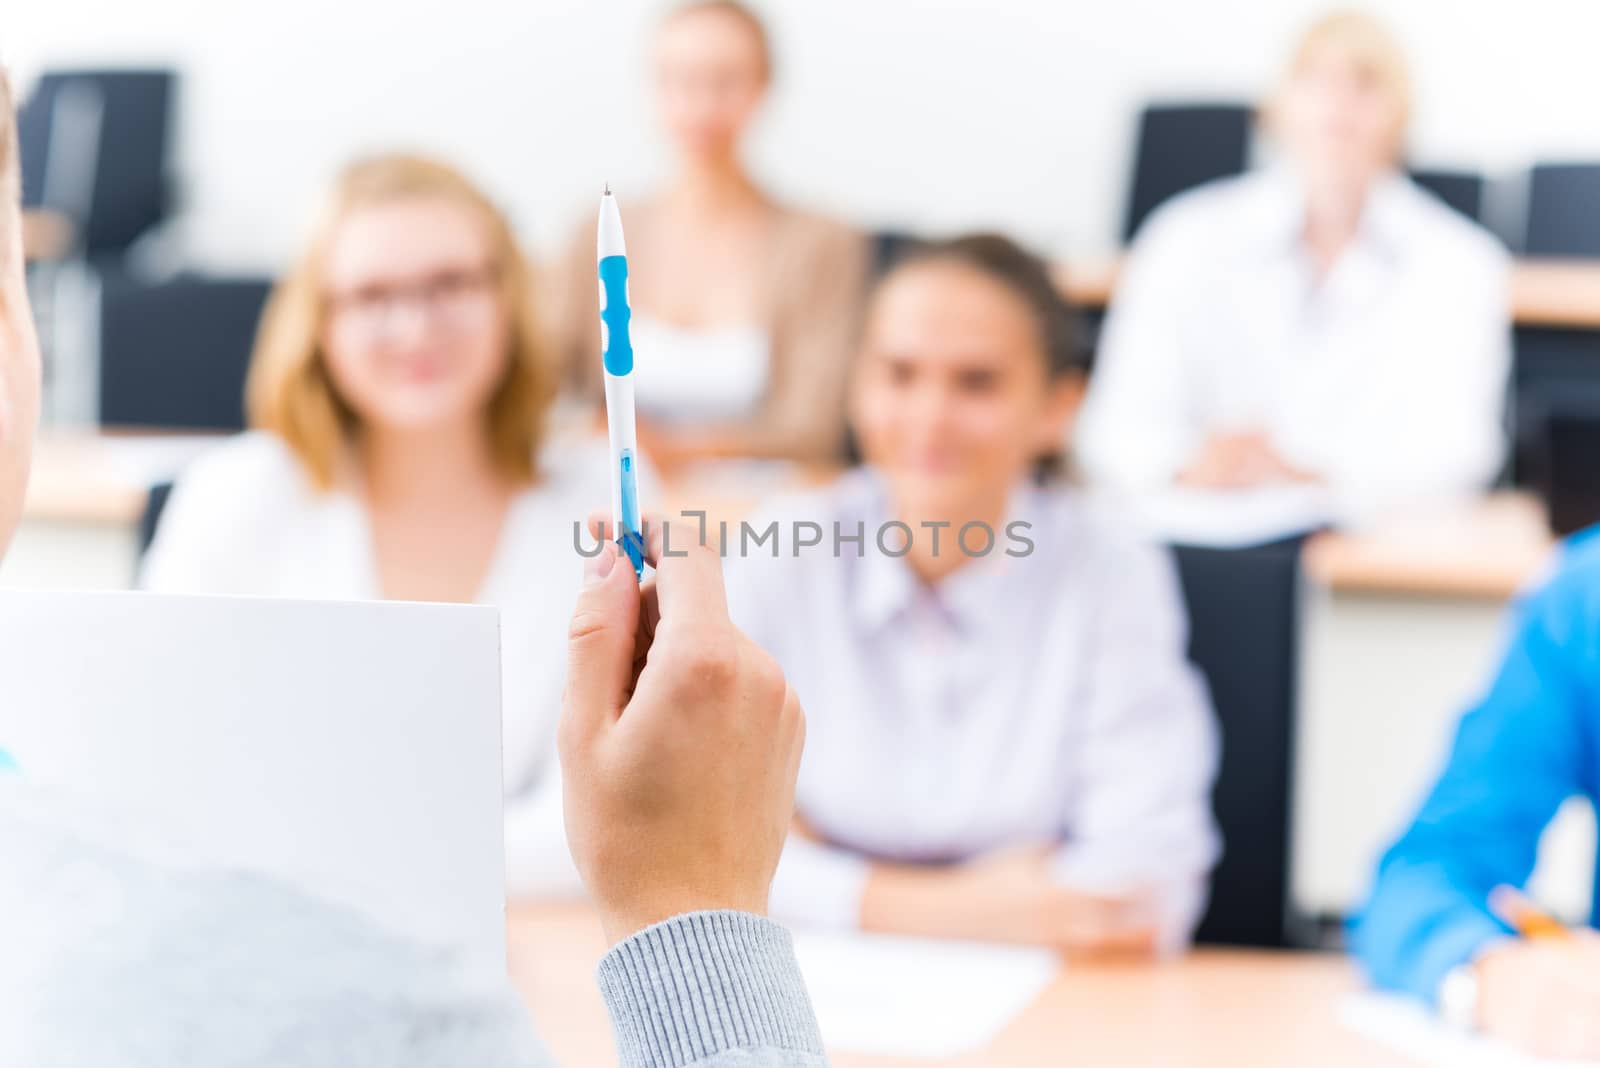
143, 155, 588, 899
1077, 12, 1511, 524
726, 234, 1220, 955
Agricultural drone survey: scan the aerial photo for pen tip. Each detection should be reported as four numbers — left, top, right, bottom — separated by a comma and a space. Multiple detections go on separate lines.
603, 182, 611, 197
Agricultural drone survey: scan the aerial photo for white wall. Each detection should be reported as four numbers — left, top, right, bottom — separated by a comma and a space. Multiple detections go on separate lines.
6, 0, 1600, 272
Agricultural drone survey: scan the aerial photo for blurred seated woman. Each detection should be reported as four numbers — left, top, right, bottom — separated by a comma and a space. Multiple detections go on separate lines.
726, 235, 1220, 956
554, 0, 868, 470
143, 155, 588, 898
1076, 11, 1510, 523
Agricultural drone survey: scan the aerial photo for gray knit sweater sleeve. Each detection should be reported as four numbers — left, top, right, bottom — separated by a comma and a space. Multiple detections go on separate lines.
597, 911, 828, 1067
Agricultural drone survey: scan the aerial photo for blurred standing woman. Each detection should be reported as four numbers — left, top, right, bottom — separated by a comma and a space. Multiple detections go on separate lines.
555, 0, 869, 470
1077, 11, 1510, 523
144, 155, 591, 899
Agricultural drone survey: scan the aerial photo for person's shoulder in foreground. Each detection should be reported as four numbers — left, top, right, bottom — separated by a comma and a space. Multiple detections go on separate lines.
0, 776, 552, 1068
0, 777, 822, 1068
1351, 525, 1600, 1004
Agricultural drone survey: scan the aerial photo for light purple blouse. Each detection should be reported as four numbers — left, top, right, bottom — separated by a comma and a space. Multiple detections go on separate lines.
725, 469, 1221, 950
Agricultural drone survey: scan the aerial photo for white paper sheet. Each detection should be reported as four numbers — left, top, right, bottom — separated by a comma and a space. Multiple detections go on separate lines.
0, 590, 508, 970
1342, 992, 1600, 1068
793, 931, 1058, 1057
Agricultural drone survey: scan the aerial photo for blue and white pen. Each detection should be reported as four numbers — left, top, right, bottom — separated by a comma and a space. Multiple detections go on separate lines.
597, 185, 645, 578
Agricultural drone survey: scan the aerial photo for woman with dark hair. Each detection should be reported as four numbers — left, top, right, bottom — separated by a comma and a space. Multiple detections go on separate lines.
727, 234, 1220, 956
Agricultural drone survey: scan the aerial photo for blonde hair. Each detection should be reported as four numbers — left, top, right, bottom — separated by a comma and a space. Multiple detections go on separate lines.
1271, 10, 1412, 152
247, 154, 555, 491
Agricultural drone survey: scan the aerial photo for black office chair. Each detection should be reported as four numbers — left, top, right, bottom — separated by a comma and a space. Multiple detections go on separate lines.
18, 69, 175, 259
1123, 103, 1253, 243
1543, 412, 1600, 537
1171, 537, 1304, 949
1525, 163, 1600, 259
1519, 382, 1600, 536
1409, 168, 1484, 225
139, 481, 175, 558
98, 275, 271, 430
1512, 162, 1600, 496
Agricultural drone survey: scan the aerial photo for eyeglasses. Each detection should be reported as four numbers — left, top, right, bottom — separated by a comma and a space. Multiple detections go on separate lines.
326, 264, 499, 339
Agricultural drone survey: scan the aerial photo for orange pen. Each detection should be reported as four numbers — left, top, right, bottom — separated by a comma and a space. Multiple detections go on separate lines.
1489, 885, 1572, 941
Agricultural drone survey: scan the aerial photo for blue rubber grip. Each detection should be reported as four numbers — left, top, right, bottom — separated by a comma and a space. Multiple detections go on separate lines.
618, 449, 644, 577
599, 255, 633, 376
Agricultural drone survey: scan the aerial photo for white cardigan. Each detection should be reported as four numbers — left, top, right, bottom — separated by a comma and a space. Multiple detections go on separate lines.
142, 431, 605, 899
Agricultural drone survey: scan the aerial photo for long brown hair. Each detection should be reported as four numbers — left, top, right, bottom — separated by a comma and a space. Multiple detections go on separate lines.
246, 153, 556, 491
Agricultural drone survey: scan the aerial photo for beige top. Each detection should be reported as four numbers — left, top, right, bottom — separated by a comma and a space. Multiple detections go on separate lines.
552, 199, 870, 462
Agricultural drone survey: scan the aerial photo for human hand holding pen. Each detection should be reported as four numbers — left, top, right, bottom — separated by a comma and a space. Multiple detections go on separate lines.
1474, 886, 1600, 1060
560, 512, 806, 945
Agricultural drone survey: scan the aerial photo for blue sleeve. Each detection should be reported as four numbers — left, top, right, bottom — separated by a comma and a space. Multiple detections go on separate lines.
1350, 563, 1599, 1004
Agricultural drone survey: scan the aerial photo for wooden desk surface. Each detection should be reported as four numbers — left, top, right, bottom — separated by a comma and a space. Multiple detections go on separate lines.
1057, 255, 1600, 329
23, 431, 838, 529
1304, 492, 1555, 599
1510, 259, 1600, 329
23, 430, 225, 524
508, 903, 1409, 1068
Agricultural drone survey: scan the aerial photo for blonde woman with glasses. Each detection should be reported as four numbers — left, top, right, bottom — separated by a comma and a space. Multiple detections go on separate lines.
144, 155, 593, 899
